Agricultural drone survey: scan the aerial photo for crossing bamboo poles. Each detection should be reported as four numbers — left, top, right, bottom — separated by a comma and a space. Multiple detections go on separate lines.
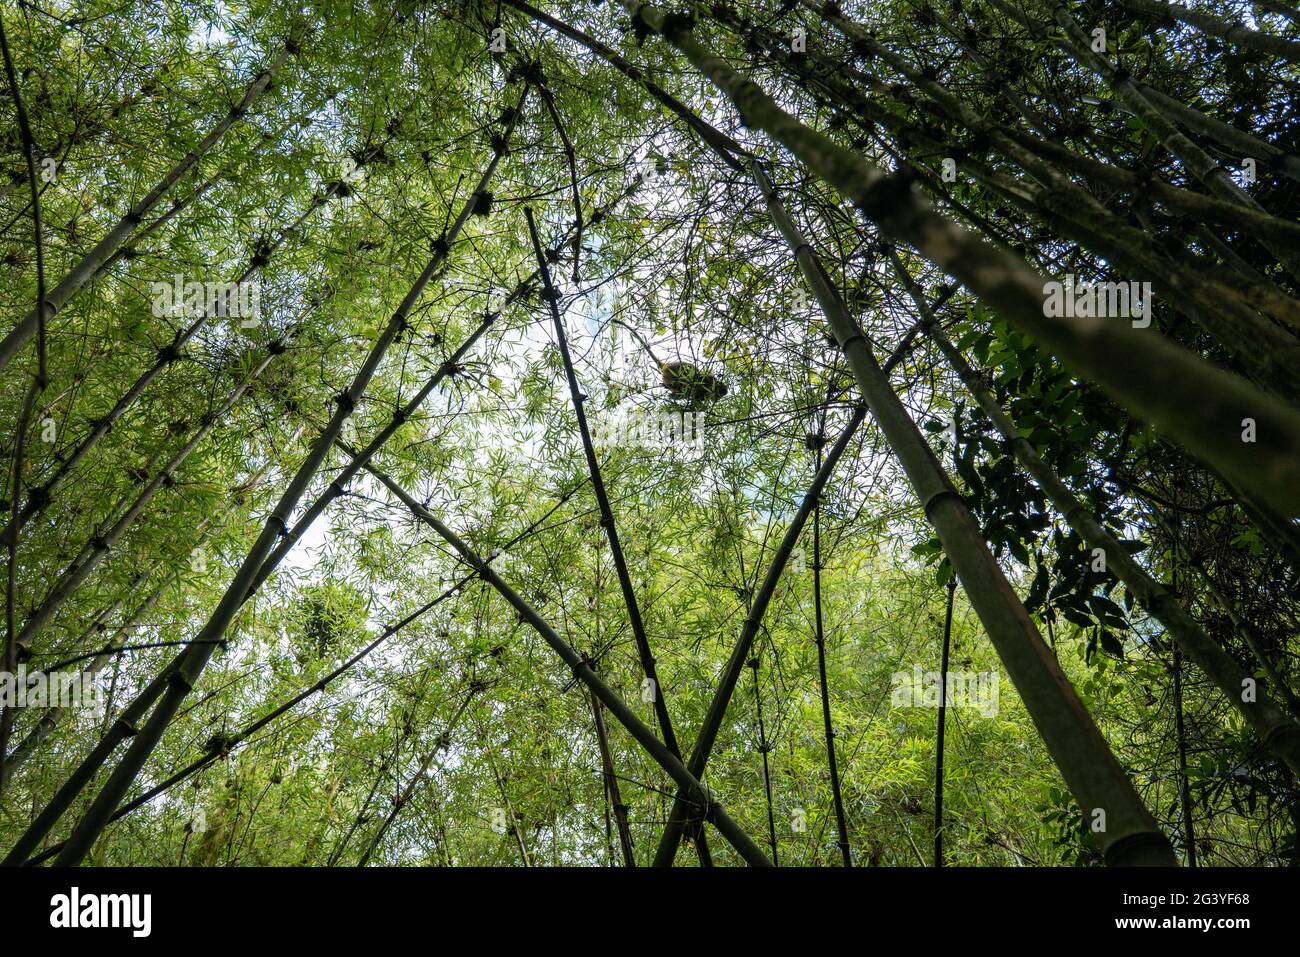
511, 0, 925, 865
622, 0, 1300, 522
247, 172, 644, 598
648, 332, 914, 868
889, 254, 1300, 778
522, 204, 714, 866
0, 125, 388, 546
22, 85, 531, 867
4, 137, 632, 865
18, 576, 473, 866
16, 473, 587, 866
356, 456, 774, 867
746, 160, 1175, 865
357, 685, 481, 866
12, 329, 303, 654
609, 4, 1171, 862
1118, 0, 1300, 65
2, 652, 179, 865
0, 39, 300, 374
651, 402, 868, 865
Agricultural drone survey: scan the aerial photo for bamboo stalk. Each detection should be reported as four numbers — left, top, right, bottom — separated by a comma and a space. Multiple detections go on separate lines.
0, 42, 299, 373
358, 457, 774, 866
1120, 0, 1300, 64
38, 86, 531, 866
903, 257, 1300, 778
17, 473, 588, 865
811, 432, 852, 866
747, 159, 1174, 865
585, 657, 637, 867
625, 0, 1300, 520
935, 578, 956, 868
651, 403, 866, 865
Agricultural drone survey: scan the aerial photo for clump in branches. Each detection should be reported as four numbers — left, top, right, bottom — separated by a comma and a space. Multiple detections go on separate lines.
204, 732, 238, 756
507, 59, 546, 85
660, 360, 727, 404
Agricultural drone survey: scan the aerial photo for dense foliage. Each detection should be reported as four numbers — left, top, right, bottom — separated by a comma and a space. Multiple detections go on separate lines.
1, 0, 1298, 866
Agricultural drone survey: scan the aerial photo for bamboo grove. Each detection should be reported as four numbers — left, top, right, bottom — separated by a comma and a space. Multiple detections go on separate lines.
0, 0, 1298, 867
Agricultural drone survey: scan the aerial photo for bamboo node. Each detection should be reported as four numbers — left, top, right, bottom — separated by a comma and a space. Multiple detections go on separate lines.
660, 8, 697, 35
855, 168, 917, 222
922, 487, 963, 519
27, 484, 51, 510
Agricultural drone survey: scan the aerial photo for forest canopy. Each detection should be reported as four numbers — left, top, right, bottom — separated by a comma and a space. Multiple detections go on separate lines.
0, 0, 1299, 869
